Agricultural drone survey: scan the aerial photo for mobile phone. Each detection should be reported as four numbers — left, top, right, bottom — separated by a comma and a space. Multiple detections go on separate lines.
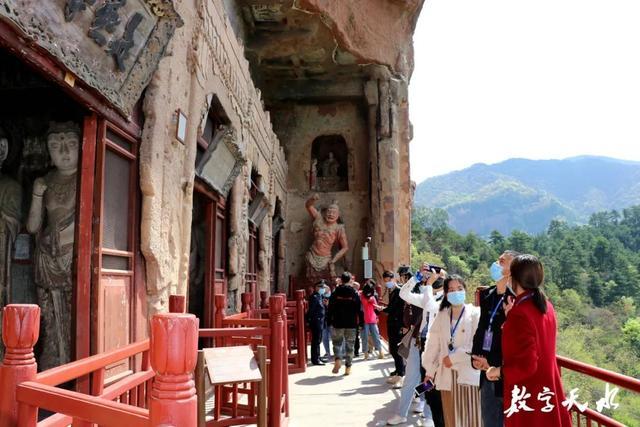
414, 380, 435, 397
428, 265, 443, 273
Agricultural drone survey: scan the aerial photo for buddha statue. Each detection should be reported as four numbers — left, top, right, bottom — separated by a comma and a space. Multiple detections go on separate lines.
26, 121, 79, 370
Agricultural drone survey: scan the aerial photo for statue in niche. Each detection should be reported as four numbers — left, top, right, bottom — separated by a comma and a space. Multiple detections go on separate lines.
0, 128, 22, 358
321, 151, 339, 177
309, 158, 318, 191
26, 121, 79, 370
304, 193, 349, 284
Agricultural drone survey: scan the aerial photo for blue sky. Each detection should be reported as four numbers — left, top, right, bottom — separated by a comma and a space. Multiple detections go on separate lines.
409, 0, 640, 183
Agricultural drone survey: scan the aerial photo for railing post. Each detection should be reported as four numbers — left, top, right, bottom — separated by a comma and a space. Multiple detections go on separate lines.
275, 293, 290, 416
241, 292, 252, 316
259, 291, 268, 309
214, 295, 226, 347
268, 295, 284, 427
149, 313, 198, 427
169, 295, 186, 313
294, 290, 306, 372
214, 294, 226, 328
0, 304, 40, 427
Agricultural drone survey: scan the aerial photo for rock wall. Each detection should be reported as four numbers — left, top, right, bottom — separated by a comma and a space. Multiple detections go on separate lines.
138, 0, 287, 315
272, 101, 370, 286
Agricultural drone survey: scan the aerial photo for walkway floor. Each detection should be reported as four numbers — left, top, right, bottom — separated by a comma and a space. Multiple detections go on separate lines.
288, 343, 432, 427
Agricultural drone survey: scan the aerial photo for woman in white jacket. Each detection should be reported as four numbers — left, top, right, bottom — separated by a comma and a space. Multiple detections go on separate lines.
422, 275, 482, 427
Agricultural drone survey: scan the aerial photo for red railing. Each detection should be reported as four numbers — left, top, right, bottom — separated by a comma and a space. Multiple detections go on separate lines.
208, 293, 289, 426
0, 304, 197, 427
0, 293, 295, 427
557, 355, 640, 427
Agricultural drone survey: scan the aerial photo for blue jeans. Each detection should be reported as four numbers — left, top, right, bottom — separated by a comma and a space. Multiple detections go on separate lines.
481, 379, 503, 427
395, 344, 433, 419
322, 326, 331, 356
360, 323, 382, 353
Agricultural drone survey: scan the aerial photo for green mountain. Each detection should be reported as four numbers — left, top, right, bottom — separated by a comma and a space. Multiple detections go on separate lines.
414, 156, 640, 235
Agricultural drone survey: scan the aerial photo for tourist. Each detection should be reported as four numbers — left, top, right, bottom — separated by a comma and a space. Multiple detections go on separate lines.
352, 281, 363, 357
307, 280, 327, 365
386, 264, 445, 426
382, 270, 406, 387
327, 271, 361, 375
471, 250, 519, 427
360, 282, 384, 359
485, 255, 572, 426
422, 275, 482, 427
321, 285, 332, 361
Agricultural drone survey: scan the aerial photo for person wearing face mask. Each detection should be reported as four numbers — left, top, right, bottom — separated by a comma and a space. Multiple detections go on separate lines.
485, 255, 571, 427
386, 263, 445, 426
321, 285, 332, 361
382, 270, 405, 386
421, 275, 481, 427
307, 280, 328, 365
470, 250, 519, 427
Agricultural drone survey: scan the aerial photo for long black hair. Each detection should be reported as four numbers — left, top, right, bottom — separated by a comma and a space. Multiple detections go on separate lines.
439, 274, 467, 311
510, 254, 548, 314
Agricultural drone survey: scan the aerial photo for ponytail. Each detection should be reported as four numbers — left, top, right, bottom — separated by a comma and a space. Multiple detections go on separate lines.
531, 288, 548, 314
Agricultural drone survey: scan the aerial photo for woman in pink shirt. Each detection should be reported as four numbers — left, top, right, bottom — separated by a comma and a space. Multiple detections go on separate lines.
360, 282, 385, 359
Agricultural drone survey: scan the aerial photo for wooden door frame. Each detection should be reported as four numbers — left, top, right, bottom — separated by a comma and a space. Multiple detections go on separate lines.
192, 179, 227, 327
91, 120, 141, 360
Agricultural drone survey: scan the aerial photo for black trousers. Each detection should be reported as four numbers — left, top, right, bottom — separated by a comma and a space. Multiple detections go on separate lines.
310, 323, 323, 363
354, 326, 361, 355
387, 320, 405, 376
419, 336, 444, 427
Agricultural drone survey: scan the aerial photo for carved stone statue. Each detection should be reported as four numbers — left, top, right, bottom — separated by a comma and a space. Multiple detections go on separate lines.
309, 158, 318, 190
320, 151, 339, 177
0, 128, 22, 359
304, 194, 349, 284
26, 121, 79, 370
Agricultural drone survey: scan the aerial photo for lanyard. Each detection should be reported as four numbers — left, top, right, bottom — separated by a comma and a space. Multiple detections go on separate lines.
515, 293, 534, 307
449, 306, 466, 340
488, 294, 506, 328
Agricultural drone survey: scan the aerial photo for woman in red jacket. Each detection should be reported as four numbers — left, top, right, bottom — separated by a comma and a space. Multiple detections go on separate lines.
485, 254, 572, 426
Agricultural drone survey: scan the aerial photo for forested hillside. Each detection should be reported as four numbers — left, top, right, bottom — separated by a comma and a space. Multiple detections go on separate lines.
413, 156, 640, 235
411, 205, 640, 426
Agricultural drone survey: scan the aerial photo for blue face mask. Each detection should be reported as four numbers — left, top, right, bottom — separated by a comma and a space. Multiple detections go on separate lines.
447, 290, 466, 306
385, 281, 395, 289
324, 291, 331, 298
318, 287, 325, 296
490, 261, 503, 282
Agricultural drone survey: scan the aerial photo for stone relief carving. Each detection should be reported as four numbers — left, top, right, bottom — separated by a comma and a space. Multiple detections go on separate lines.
0, 128, 23, 359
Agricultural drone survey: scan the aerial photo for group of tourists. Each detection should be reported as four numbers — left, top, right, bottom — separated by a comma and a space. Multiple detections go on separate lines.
306, 251, 573, 427
306, 271, 385, 375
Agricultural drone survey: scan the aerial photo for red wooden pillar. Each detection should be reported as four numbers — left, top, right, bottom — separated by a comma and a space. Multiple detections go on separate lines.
241, 292, 252, 316
268, 295, 284, 427
259, 291, 268, 309
294, 290, 306, 371
149, 313, 198, 427
0, 304, 40, 427
169, 295, 186, 313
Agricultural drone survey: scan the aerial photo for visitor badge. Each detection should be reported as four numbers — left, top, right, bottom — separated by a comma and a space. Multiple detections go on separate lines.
482, 329, 493, 352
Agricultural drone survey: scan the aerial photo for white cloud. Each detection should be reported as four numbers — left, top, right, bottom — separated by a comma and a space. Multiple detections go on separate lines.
409, 0, 640, 183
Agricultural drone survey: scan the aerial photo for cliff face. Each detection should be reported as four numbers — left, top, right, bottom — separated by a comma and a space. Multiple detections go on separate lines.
297, 0, 425, 77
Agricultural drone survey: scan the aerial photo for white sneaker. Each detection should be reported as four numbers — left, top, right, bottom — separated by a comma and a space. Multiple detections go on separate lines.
386, 375, 398, 384
392, 377, 404, 389
412, 399, 425, 413
386, 415, 407, 425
